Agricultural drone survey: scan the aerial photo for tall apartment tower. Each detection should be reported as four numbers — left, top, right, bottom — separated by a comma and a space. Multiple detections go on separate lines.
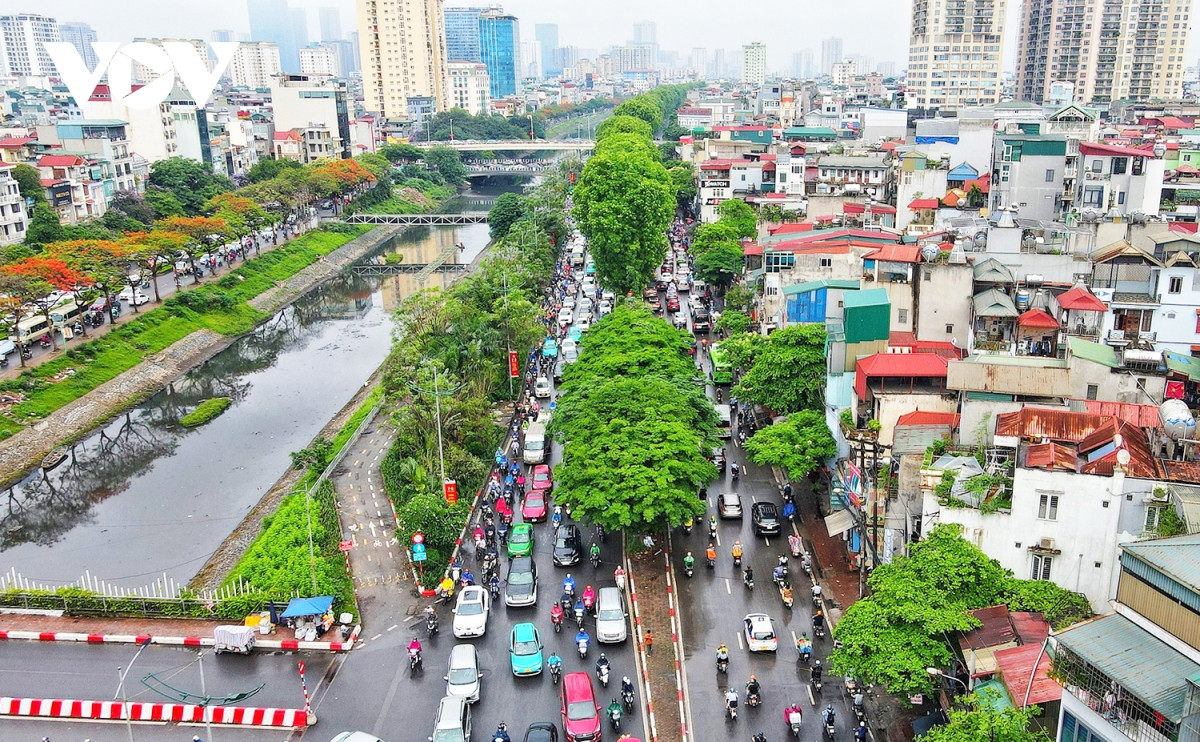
249, 0, 302, 71
59, 22, 97, 72
0, 13, 60, 78
742, 42, 767, 85
232, 41, 282, 89
356, 0, 448, 117
318, 7, 342, 41
1015, 0, 1191, 104
820, 37, 843, 76
479, 10, 519, 98
443, 6, 488, 62
907, 0, 1006, 110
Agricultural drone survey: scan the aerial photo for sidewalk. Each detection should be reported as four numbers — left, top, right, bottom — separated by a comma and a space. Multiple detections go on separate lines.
0, 610, 357, 652
626, 534, 684, 742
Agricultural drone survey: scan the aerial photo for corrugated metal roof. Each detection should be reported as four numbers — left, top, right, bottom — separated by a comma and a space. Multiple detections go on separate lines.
1121, 533, 1200, 593
1067, 337, 1120, 368
1081, 400, 1161, 429
973, 258, 1015, 283
1166, 351, 1200, 382
1024, 442, 1080, 471
962, 605, 1016, 650
995, 643, 1060, 707
1011, 612, 1050, 645
995, 407, 1110, 440
782, 278, 860, 296
973, 288, 1019, 318
843, 288, 890, 308
1055, 613, 1200, 722
896, 411, 960, 428
974, 679, 1016, 711
893, 425, 953, 456
1018, 308, 1060, 328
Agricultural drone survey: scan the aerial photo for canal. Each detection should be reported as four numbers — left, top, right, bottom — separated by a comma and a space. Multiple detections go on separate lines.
0, 185, 520, 589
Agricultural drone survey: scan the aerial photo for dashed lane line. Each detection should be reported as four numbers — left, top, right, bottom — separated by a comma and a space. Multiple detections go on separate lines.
724, 578, 730, 595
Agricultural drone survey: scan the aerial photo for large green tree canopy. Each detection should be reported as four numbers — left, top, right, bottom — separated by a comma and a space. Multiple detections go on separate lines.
146, 157, 233, 215
744, 410, 837, 480
731, 323, 828, 414
595, 115, 654, 142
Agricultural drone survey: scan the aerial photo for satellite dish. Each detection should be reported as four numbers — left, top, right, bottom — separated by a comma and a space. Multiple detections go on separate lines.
1117, 449, 1131, 466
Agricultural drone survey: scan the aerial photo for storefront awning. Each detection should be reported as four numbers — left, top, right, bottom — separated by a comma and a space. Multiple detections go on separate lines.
824, 509, 856, 537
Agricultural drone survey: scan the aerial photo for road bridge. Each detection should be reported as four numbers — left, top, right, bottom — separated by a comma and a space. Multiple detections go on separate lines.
341, 212, 488, 225
415, 139, 595, 151
349, 263, 469, 276
464, 163, 550, 176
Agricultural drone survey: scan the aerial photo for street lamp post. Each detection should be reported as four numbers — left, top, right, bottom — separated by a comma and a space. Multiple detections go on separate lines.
115, 636, 154, 742
926, 667, 969, 694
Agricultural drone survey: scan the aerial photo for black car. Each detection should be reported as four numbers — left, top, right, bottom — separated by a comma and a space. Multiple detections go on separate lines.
553, 524, 583, 566
505, 555, 539, 607
752, 501, 781, 536
710, 448, 727, 474
692, 309, 712, 333
524, 721, 560, 742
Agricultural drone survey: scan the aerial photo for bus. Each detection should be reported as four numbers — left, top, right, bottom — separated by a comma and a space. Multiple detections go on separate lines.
710, 343, 734, 385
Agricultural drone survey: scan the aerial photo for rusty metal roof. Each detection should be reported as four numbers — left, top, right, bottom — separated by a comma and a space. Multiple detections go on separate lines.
995, 407, 1111, 441
998, 408, 1160, 479
995, 643, 1060, 707
1080, 400, 1162, 429
1011, 612, 1050, 645
1161, 460, 1200, 485
1023, 442, 1080, 471
962, 605, 1017, 650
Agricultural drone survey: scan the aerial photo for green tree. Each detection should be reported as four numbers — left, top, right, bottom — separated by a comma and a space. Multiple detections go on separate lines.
573, 140, 674, 296
423, 146, 467, 187
379, 143, 425, 163
146, 157, 233, 215
923, 695, 1051, 742
716, 310, 752, 336
143, 188, 186, 219
11, 163, 44, 203
693, 242, 744, 288
612, 98, 662, 131
595, 115, 654, 142
246, 157, 302, 183
560, 303, 696, 386
744, 411, 836, 479
107, 190, 158, 227
732, 324, 828, 414
22, 202, 65, 248
716, 199, 757, 239
690, 221, 740, 257
488, 192, 525, 240
666, 164, 697, 213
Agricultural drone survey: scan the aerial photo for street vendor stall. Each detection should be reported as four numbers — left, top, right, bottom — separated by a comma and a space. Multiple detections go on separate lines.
280, 595, 336, 641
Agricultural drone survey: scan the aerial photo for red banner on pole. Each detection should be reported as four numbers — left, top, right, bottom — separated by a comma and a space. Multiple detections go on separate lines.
444, 479, 458, 504
509, 351, 520, 378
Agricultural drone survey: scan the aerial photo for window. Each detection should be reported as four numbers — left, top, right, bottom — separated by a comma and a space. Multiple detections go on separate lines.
1145, 505, 1164, 531
897, 308, 909, 324
924, 270, 933, 282
1045, 168, 1056, 182
945, 323, 954, 334
1170, 276, 1184, 293
1132, 157, 1144, 175
1037, 492, 1059, 520
1031, 553, 1053, 580
819, 257, 832, 268
1086, 384, 1098, 400
1112, 157, 1128, 175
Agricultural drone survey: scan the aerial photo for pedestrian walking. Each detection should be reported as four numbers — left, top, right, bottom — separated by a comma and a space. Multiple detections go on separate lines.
644, 629, 653, 656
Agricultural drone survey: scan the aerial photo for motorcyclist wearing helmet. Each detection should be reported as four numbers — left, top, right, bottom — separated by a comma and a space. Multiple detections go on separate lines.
595, 652, 610, 673
823, 704, 836, 727
812, 660, 824, 685
746, 674, 761, 699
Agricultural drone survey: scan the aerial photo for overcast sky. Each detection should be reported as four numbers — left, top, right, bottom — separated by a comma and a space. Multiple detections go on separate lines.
27, 0, 1200, 73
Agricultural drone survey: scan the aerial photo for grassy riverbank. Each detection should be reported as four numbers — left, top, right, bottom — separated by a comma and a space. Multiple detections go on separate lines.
0, 227, 368, 439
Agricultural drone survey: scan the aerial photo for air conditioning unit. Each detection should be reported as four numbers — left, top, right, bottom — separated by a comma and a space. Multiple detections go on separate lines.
1039, 537, 1055, 550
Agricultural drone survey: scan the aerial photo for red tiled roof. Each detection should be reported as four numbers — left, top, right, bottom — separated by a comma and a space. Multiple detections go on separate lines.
1152, 116, 1189, 129
865, 244, 922, 263
1056, 285, 1107, 312
38, 154, 86, 167
743, 243, 764, 256
768, 223, 816, 236
995, 643, 1060, 707
1175, 164, 1199, 174
766, 240, 853, 255
964, 173, 990, 193
855, 353, 948, 399
909, 198, 939, 209
880, 141, 898, 151
895, 411, 960, 428
784, 228, 900, 245
273, 130, 303, 141
1017, 308, 1060, 328
0, 136, 35, 148
699, 159, 739, 170
1079, 141, 1153, 158
39, 178, 61, 187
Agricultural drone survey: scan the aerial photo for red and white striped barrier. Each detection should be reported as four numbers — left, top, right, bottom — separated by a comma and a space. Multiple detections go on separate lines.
0, 696, 309, 728
0, 628, 359, 652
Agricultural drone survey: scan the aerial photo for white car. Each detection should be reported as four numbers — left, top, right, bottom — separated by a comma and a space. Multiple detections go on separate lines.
557, 308, 573, 325
444, 644, 482, 703
562, 296, 576, 311
535, 376, 553, 399
743, 613, 778, 652
602, 291, 615, 303
117, 288, 151, 306
561, 339, 578, 361
453, 586, 490, 638
575, 317, 591, 331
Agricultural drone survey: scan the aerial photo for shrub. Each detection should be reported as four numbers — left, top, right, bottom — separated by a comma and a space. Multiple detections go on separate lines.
180, 397, 232, 427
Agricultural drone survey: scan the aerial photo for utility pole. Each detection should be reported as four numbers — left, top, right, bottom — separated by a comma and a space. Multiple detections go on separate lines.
405, 366, 465, 487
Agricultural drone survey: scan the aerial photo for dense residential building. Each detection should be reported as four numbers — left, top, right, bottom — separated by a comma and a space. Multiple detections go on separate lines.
357, 0, 448, 117
36, 119, 143, 195
1015, 0, 1192, 105
989, 133, 1068, 222
322, 39, 357, 77
248, 0, 302, 71
446, 60, 491, 115
58, 21, 97, 72
443, 6, 487, 63
300, 44, 340, 77
232, 42, 283, 90
742, 42, 767, 86
270, 73, 351, 160
0, 13, 60, 79
906, 0, 1006, 110
478, 9, 519, 98
0, 163, 29, 246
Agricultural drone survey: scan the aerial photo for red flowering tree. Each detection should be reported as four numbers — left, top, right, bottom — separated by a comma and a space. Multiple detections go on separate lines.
157, 215, 235, 282
121, 230, 189, 303
0, 257, 91, 352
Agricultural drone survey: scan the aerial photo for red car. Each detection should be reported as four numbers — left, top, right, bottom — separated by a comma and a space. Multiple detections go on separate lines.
532, 464, 554, 493
522, 490, 550, 522
561, 671, 602, 742
666, 296, 681, 312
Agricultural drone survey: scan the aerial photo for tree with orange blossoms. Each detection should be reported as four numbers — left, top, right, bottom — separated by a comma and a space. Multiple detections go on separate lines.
1, 257, 91, 352
44, 239, 125, 328
203, 193, 270, 256
158, 215, 234, 283
121, 230, 189, 303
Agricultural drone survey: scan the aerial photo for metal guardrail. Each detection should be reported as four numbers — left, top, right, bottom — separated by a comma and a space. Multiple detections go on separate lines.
349, 263, 468, 276
342, 212, 489, 225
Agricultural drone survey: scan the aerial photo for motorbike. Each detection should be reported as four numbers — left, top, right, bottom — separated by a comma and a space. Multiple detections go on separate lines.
409, 647, 422, 672
608, 704, 622, 731
551, 605, 564, 633
590, 550, 602, 569
0, 355, 7, 368
716, 654, 729, 673
743, 572, 754, 590
577, 638, 589, 659
708, 523, 717, 540
853, 696, 866, 723
574, 604, 585, 628
815, 622, 827, 640
683, 517, 693, 535
780, 584, 794, 610
426, 614, 439, 637
684, 560, 694, 578
746, 691, 762, 708
733, 549, 742, 567
493, 724, 512, 742
802, 553, 814, 578
597, 664, 610, 687
725, 699, 738, 721
789, 535, 803, 558
824, 718, 837, 740
622, 687, 635, 713
813, 595, 824, 611
731, 462, 740, 480
549, 661, 562, 685
707, 552, 716, 569
788, 709, 803, 737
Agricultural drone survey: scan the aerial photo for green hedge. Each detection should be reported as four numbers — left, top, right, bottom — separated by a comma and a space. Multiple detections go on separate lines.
180, 397, 232, 427
0, 586, 269, 621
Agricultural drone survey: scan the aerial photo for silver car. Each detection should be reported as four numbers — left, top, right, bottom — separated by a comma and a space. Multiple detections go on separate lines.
430, 695, 472, 742
594, 587, 628, 643
444, 643, 481, 703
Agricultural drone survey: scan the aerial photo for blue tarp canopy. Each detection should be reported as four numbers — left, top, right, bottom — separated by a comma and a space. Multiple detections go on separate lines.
280, 596, 334, 618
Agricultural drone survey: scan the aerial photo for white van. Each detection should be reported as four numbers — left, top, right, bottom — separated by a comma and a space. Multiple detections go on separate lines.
523, 421, 547, 464
715, 404, 732, 438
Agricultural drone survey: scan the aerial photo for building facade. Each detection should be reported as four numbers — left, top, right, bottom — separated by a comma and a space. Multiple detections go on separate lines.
0, 164, 29, 246
446, 60, 491, 115
300, 44, 340, 76
0, 13, 59, 79
232, 42, 282, 89
821, 37, 843, 76
742, 42, 767, 86
906, 0, 1007, 110
478, 10, 519, 98
270, 73, 351, 159
58, 21, 97, 72
443, 6, 487, 63
357, 0, 448, 117
1015, 0, 1191, 105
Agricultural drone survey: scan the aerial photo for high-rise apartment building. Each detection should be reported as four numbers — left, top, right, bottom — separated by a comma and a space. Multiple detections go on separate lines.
907, 0, 1006, 110
535, 23, 559, 78
324, 39, 357, 76
444, 6, 488, 62
300, 44, 340, 76
318, 7, 342, 41
0, 13, 60, 78
614, 45, 653, 72
820, 37, 842, 76
249, 0, 302, 71
478, 10, 518, 98
232, 41, 282, 89
59, 22, 97, 72
742, 42, 767, 85
1015, 0, 1191, 104
132, 39, 209, 85
446, 60, 491, 114
357, 0, 448, 117
792, 50, 813, 78
632, 21, 656, 45
212, 29, 236, 43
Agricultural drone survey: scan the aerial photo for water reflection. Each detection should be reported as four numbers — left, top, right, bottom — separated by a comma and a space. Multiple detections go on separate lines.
0, 215, 498, 586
